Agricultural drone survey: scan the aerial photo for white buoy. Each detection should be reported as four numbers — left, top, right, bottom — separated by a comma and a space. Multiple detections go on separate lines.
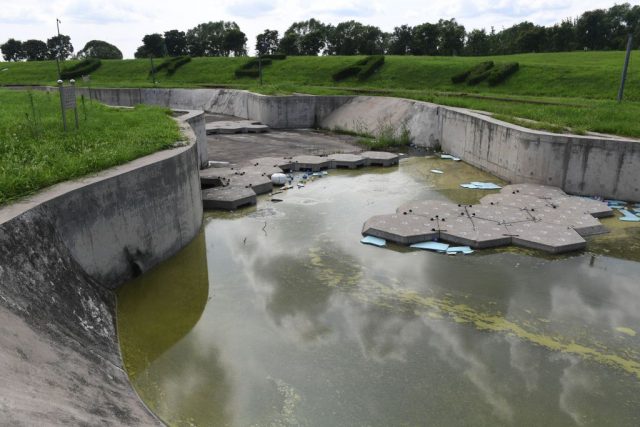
271, 173, 288, 185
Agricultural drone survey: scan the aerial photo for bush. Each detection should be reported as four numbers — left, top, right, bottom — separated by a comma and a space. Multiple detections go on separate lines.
332, 56, 386, 82
357, 55, 385, 81
60, 58, 102, 79
152, 56, 192, 76
240, 58, 272, 70
466, 61, 494, 85
262, 54, 286, 60
487, 62, 520, 86
234, 69, 260, 78
451, 70, 471, 84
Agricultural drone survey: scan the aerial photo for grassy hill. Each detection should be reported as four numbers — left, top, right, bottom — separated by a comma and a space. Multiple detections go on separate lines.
2, 52, 639, 137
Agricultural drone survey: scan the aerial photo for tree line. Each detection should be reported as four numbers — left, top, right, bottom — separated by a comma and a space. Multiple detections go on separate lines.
3, 3, 639, 62
1, 37, 122, 62
133, 3, 640, 58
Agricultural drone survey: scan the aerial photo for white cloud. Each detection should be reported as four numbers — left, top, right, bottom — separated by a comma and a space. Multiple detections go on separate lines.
0, 0, 636, 58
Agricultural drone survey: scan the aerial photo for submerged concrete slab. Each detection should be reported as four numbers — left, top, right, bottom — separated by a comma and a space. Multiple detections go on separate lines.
328, 153, 366, 169
202, 186, 257, 210
361, 151, 400, 167
363, 184, 611, 254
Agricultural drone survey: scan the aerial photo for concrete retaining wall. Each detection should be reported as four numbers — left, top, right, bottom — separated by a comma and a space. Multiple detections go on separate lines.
321, 96, 640, 201
0, 112, 204, 424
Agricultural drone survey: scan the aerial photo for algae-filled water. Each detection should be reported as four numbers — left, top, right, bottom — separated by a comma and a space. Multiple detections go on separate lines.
118, 157, 640, 426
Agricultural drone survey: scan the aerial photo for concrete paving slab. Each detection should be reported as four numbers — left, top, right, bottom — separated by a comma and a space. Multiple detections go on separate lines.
362, 214, 439, 245
202, 186, 256, 210
501, 183, 566, 199
396, 200, 465, 219
550, 196, 614, 218
508, 221, 586, 253
328, 153, 366, 169
465, 204, 532, 224
361, 151, 400, 167
441, 217, 512, 248
290, 155, 332, 172
205, 120, 269, 135
249, 157, 288, 176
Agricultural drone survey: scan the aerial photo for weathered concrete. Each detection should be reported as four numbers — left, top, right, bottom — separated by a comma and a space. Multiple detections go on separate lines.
205, 120, 269, 134
202, 186, 257, 210
16, 87, 640, 200
328, 153, 366, 169
363, 184, 613, 254
290, 155, 332, 171
321, 96, 640, 201
0, 111, 204, 424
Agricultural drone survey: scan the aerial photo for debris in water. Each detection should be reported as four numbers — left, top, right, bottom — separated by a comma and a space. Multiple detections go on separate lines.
271, 198, 283, 203
618, 209, 640, 222
446, 246, 474, 255
430, 169, 444, 174
614, 326, 637, 337
460, 182, 502, 190
441, 154, 461, 161
410, 241, 449, 252
360, 236, 386, 247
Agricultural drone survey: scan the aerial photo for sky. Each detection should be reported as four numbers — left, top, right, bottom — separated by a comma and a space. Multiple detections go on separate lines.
1, 0, 637, 58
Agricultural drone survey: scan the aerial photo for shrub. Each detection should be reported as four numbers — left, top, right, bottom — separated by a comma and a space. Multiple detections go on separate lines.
152, 56, 192, 76
451, 70, 471, 84
234, 69, 260, 78
332, 55, 386, 82
466, 61, 494, 85
239, 58, 272, 70
357, 55, 384, 81
487, 62, 520, 86
262, 53, 286, 60
60, 58, 102, 79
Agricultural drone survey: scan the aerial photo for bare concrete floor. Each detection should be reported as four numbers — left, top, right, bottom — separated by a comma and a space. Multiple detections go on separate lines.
207, 128, 363, 165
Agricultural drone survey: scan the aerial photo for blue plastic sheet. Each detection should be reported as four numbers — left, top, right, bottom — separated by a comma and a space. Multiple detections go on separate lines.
460, 182, 502, 190
360, 236, 387, 247
619, 209, 640, 222
410, 241, 449, 252
446, 246, 474, 255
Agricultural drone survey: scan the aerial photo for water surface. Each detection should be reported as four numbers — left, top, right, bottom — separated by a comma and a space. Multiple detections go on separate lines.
118, 157, 640, 426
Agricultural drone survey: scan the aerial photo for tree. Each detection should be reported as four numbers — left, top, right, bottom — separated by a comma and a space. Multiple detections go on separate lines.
256, 30, 279, 55
465, 29, 489, 56
77, 40, 123, 59
280, 19, 327, 55
437, 19, 465, 55
388, 25, 413, 55
23, 39, 48, 61
547, 20, 577, 52
1, 39, 25, 61
164, 30, 188, 56
222, 28, 247, 56
134, 33, 166, 58
186, 21, 243, 57
411, 23, 439, 55
576, 9, 609, 50
46, 34, 73, 60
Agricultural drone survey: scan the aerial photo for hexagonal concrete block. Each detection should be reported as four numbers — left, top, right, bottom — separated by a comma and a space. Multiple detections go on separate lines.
500, 183, 566, 199
361, 151, 400, 167
290, 155, 331, 172
202, 186, 257, 210
507, 221, 586, 253
441, 217, 513, 248
362, 214, 439, 245
465, 204, 532, 224
328, 153, 366, 169
396, 200, 465, 219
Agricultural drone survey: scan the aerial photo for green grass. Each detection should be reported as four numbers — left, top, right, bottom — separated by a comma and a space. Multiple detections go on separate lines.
1, 51, 640, 138
0, 89, 181, 205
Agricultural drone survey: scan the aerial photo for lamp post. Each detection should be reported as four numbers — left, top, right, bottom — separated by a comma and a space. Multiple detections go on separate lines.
55, 18, 62, 79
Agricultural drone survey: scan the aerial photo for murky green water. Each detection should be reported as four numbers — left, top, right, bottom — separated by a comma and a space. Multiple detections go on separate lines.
118, 157, 640, 426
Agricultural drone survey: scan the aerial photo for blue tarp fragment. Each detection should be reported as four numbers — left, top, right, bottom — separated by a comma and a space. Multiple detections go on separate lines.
361, 236, 387, 247
618, 209, 640, 222
410, 241, 450, 252
446, 246, 474, 255
460, 182, 502, 190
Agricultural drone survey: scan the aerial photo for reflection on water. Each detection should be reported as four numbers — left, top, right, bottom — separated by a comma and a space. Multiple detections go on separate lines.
118, 157, 640, 426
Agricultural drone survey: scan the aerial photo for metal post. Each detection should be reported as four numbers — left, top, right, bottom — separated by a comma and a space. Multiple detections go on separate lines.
70, 79, 79, 129
57, 80, 67, 131
259, 54, 262, 85
56, 18, 62, 79
617, 34, 633, 103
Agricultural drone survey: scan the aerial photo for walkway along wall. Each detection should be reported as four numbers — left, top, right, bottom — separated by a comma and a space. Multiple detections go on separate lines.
0, 113, 204, 424
76, 88, 640, 201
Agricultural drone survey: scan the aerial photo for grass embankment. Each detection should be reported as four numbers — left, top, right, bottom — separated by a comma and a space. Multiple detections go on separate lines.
0, 89, 181, 205
1, 51, 639, 137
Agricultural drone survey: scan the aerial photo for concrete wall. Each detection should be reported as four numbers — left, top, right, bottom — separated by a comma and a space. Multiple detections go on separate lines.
321, 96, 640, 201
37, 85, 640, 200
0, 112, 204, 424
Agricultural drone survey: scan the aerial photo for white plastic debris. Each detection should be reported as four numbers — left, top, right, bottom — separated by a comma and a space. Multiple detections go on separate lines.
441, 154, 461, 161
271, 173, 288, 185
430, 169, 444, 174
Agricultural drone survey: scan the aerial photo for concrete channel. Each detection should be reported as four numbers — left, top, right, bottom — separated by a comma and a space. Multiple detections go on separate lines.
1, 86, 639, 424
